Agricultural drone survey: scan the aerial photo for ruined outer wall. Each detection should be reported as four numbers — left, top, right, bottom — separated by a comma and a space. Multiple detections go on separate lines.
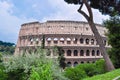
15, 20, 109, 66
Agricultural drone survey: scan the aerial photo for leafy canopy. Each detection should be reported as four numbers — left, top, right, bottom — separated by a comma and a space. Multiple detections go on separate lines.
64, 0, 120, 16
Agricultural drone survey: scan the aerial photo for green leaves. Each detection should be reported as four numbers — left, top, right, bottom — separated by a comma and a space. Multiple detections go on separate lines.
64, 0, 120, 16
104, 16, 120, 68
64, 59, 106, 80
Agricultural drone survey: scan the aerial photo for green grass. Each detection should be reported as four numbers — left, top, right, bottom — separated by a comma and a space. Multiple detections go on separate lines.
83, 69, 120, 80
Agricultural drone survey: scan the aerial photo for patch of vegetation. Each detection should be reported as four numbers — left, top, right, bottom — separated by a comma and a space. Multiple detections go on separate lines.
0, 40, 15, 55
1, 48, 68, 80
104, 16, 120, 68
64, 59, 107, 80
83, 69, 120, 80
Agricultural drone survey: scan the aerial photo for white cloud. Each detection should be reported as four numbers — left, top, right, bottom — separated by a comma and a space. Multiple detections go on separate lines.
0, 0, 110, 43
42, 0, 109, 24
0, 1, 37, 43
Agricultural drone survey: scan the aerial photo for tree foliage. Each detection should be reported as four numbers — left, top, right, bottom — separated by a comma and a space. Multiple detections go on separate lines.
0, 40, 15, 55
104, 16, 120, 68
52, 46, 66, 69
2, 48, 68, 80
64, 0, 120, 16
0, 41, 15, 47
64, 59, 106, 80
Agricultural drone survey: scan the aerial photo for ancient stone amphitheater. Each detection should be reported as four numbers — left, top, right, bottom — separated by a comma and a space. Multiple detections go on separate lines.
15, 20, 110, 67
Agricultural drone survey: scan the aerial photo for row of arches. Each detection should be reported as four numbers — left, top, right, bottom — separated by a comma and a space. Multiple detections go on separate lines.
66, 49, 101, 56
46, 49, 101, 57
46, 37, 97, 45
20, 36, 108, 46
67, 61, 95, 67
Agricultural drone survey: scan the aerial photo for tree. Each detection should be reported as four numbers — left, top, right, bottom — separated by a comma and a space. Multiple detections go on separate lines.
52, 46, 66, 69
64, 0, 120, 71
57, 47, 66, 69
104, 16, 120, 68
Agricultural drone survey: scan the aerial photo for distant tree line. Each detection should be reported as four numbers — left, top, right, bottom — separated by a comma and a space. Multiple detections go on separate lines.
0, 40, 15, 55
0, 41, 15, 46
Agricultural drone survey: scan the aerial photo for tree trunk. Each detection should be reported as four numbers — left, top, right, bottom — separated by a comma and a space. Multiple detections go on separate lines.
77, 0, 115, 71
88, 20, 115, 71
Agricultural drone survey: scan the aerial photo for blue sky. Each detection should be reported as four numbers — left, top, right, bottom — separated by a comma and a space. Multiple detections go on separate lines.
0, 0, 110, 44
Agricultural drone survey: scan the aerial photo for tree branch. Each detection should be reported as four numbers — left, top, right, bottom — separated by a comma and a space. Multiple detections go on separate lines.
78, 5, 89, 20
83, 0, 93, 21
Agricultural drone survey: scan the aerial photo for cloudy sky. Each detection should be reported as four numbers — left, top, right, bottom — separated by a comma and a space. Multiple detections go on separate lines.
0, 0, 110, 43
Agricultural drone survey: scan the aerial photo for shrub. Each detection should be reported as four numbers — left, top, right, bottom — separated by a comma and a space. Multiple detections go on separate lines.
3, 48, 68, 80
29, 61, 53, 80
0, 63, 7, 80
77, 63, 97, 77
0, 53, 7, 80
95, 59, 106, 74
64, 67, 87, 80
64, 59, 106, 80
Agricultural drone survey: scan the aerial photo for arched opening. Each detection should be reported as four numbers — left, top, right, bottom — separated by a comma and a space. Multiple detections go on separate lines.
86, 38, 89, 44
47, 38, 51, 44
80, 50, 84, 56
104, 40, 106, 46
67, 38, 71, 44
91, 39, 94, 45
74, 50, 78, 56
97, 50, 100, 56
80, 38, 84, 44
74, 62, 78, 67
67, 62, 72, 67
53, 38, 58, 44
92, 50, 95, 56
81, 61, 84, 64
30, 38, 33, 45
86, 50, 90, 56
73, 38, 78, 44
67, 50, 71, 56
60, 38, 64, 44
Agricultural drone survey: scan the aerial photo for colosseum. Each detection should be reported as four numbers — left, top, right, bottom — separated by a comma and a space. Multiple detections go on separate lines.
15, 20, 110, 67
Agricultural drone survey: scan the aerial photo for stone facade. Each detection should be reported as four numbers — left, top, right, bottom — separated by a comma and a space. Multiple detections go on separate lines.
15, 20, 110, 67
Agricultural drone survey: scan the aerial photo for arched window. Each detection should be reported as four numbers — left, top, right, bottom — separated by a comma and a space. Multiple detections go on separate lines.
60, 38, 64, 44
92, 50, 95, 56
73, 38, 78, 44
74, 50, 78, 56
47, 38, 51, 44
81, 61, 84, 64
74, 62, 78, 67
80, 38, 84, 44
86, 50, 90, 56
67, 50, 71, 56
36, 40, 39, 44
67, 62, 72, 67
97, 50, 100, 56
91, 39, 94, 45
80, 50, 84, 56
104, 40, 106, 46
67, 38, 71, 44
86, 38, 89, 44
54, 38, 58, 44
30, 38, 33, 45
47, 38, 51, 41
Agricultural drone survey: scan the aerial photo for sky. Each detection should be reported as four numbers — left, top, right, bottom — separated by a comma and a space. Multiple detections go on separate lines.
0, 0, 110, 44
